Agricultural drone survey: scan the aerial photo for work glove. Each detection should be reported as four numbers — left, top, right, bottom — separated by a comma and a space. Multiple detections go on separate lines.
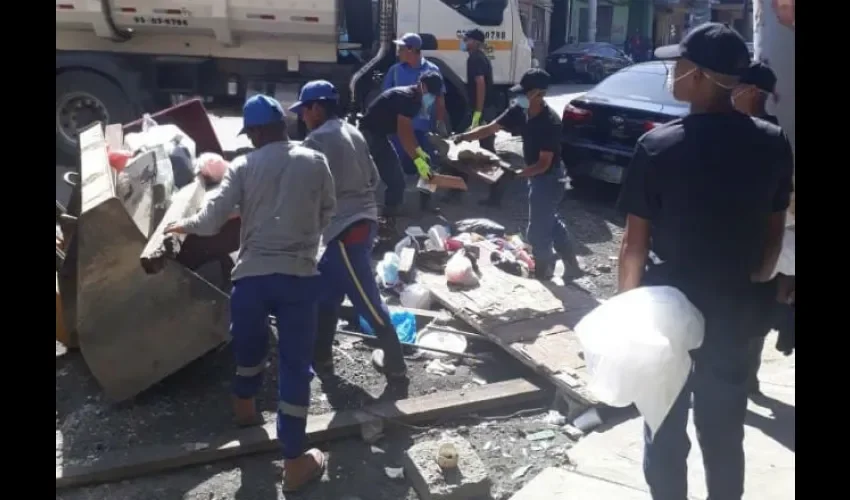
413, 157, 432, 179
435, 121, 449, 138
469, 111, 482, 129
415, 147, 431, 162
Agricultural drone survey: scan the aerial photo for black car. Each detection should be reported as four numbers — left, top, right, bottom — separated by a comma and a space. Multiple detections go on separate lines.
546, 42, 633, 83
561, 61, 689, 185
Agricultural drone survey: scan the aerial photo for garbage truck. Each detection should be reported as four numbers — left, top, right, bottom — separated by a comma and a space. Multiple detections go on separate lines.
753, 0, 794, 216
55, 0, 535, 163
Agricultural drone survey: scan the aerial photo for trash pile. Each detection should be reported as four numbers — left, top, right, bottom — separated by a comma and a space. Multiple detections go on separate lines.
377, 217, 539, 300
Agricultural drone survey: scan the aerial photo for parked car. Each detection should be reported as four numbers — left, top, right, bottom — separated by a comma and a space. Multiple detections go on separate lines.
546, 42, 633, 83
561, 61, 689, 186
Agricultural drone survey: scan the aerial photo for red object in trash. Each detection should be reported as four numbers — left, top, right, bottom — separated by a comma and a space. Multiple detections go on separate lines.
107, 147, 133, 172
516, 249, 535, 272
444, 238, 464, 252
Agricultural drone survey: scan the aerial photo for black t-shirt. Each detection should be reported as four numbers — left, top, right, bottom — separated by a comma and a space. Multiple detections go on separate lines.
360, 86, 421, 136
759, 113, 780, 126
496, 104, 562, 175
617, 111, 794, 296
466, 50, 494, 110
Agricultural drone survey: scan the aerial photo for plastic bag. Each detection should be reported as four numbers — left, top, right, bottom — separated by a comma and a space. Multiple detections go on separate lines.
452, 218, 506, 237
445, 252, 479, 287
125, 115, 198, 192
376, 252, 400, 288
195, 152, 230, 184
575, 286, 705, 438
359, 310, 417, 344
400, 284, 432, 309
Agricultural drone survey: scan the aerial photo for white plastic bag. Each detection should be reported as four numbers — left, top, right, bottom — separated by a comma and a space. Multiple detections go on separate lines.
400, 284, 432, 309
575, 286, 705, 438
376, 252, 400, 288
445, 252, 478, 287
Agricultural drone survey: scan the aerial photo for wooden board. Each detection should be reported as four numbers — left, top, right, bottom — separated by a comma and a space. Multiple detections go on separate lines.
56, 378, 545, 490
417, 244, 600, 408
509, 467, 648, 500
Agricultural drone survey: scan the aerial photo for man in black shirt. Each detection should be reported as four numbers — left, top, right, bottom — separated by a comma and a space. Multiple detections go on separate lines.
454, 69, 580, 280
733, 61, 780, 125
359, 72, 442, 219
457, 28, 514, 207
617, 23, 794, 500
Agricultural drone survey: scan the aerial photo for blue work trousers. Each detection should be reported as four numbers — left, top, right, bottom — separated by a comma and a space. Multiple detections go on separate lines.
315, 221, 406, 374
526, 170, 572, 269
230, 273, 320, 459
643, 326, 750, 500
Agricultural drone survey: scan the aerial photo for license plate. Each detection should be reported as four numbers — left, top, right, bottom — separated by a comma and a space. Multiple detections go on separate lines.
590, 163, 624, 184
558, 57, 568, 63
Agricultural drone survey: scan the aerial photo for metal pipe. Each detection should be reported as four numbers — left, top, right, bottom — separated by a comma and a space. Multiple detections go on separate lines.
336, 329, 484, 360
348, 0, 396, 111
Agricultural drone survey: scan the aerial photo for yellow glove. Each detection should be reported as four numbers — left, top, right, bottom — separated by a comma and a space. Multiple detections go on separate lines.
413, 157, 432, 179
415, 147, 431, 162
470, 111, 482, 129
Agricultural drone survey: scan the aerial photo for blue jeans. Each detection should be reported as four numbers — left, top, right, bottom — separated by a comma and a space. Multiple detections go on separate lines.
526, 169, 572, 269
230, 273, 320, 459
362, 130, 405, 210
314, 221, 406, 374
643, 331, 750, 500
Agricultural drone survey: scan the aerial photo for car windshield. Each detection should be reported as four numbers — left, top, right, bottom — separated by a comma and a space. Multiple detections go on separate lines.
592, 66, 685, 107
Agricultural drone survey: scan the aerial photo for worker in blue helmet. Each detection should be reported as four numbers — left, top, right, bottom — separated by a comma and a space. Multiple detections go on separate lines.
165, 93, 336, 492
290, 80, 409, 390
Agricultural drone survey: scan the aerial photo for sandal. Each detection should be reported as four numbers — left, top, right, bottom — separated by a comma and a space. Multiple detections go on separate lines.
281, 448, 326, 493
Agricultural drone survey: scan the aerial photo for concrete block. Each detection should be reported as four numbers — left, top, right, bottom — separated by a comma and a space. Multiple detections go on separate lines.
403, 436, 492, 500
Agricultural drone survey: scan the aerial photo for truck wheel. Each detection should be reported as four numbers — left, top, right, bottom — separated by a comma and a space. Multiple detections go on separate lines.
56, 71, 134, 165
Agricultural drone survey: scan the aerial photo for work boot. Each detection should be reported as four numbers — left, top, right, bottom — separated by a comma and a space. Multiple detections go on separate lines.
281, 448, 326, 492
312, 358, 335, 380
233, 396, 263, 427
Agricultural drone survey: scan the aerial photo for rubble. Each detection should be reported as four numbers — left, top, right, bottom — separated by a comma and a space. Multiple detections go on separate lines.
404, 436, 492, 500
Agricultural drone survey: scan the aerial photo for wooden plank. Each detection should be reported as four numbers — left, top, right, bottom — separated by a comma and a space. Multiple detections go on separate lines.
417, 244, 600, 408
140, 179, 207, 274
56, 378, 545, 490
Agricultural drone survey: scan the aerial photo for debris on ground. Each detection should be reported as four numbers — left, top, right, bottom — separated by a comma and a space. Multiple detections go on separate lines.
404, 436, 492, 500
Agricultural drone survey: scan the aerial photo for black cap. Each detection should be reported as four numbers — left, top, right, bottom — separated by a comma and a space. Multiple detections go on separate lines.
740, 61, 777, 93
418, 70, 444, 95
464, 29, 485, 43
509, 68, 551, 94
654, 22, 750, 77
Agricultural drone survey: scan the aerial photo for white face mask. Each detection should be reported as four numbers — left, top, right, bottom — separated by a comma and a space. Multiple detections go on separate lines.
665, 67, 696, 92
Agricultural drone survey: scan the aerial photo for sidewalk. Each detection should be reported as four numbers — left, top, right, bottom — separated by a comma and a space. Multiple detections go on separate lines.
567, 331, 795, 499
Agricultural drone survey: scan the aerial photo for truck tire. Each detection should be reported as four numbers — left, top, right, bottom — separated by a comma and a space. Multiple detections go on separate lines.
56, 71, 134, 165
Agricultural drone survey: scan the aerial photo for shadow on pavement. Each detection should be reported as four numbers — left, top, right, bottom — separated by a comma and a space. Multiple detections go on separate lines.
746, 393, 795, 452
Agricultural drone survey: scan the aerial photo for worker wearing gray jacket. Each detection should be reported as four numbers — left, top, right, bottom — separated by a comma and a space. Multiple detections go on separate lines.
165, 94, 335, 492
291, 80, 408, 389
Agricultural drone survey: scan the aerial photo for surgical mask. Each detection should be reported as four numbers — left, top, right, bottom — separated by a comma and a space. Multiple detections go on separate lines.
460, 40, 468, 52
422, 93, 436, 111
665, 67, 696, 92
514, 95, 530, 109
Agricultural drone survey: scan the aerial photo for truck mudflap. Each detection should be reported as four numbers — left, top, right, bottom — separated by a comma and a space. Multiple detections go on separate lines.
74, 123, 230, 402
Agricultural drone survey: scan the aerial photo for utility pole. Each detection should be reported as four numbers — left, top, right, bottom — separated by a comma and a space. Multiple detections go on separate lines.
587, 0, 597, 42
689, 0, 712, 31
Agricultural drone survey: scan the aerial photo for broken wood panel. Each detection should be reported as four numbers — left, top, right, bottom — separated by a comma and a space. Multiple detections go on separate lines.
56, 378, 546, 490
510, 332, 597, 404
416, 246, 564, 332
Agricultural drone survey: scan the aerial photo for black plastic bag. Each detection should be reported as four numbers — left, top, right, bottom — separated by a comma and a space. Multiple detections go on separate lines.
452, 218, 505, 237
